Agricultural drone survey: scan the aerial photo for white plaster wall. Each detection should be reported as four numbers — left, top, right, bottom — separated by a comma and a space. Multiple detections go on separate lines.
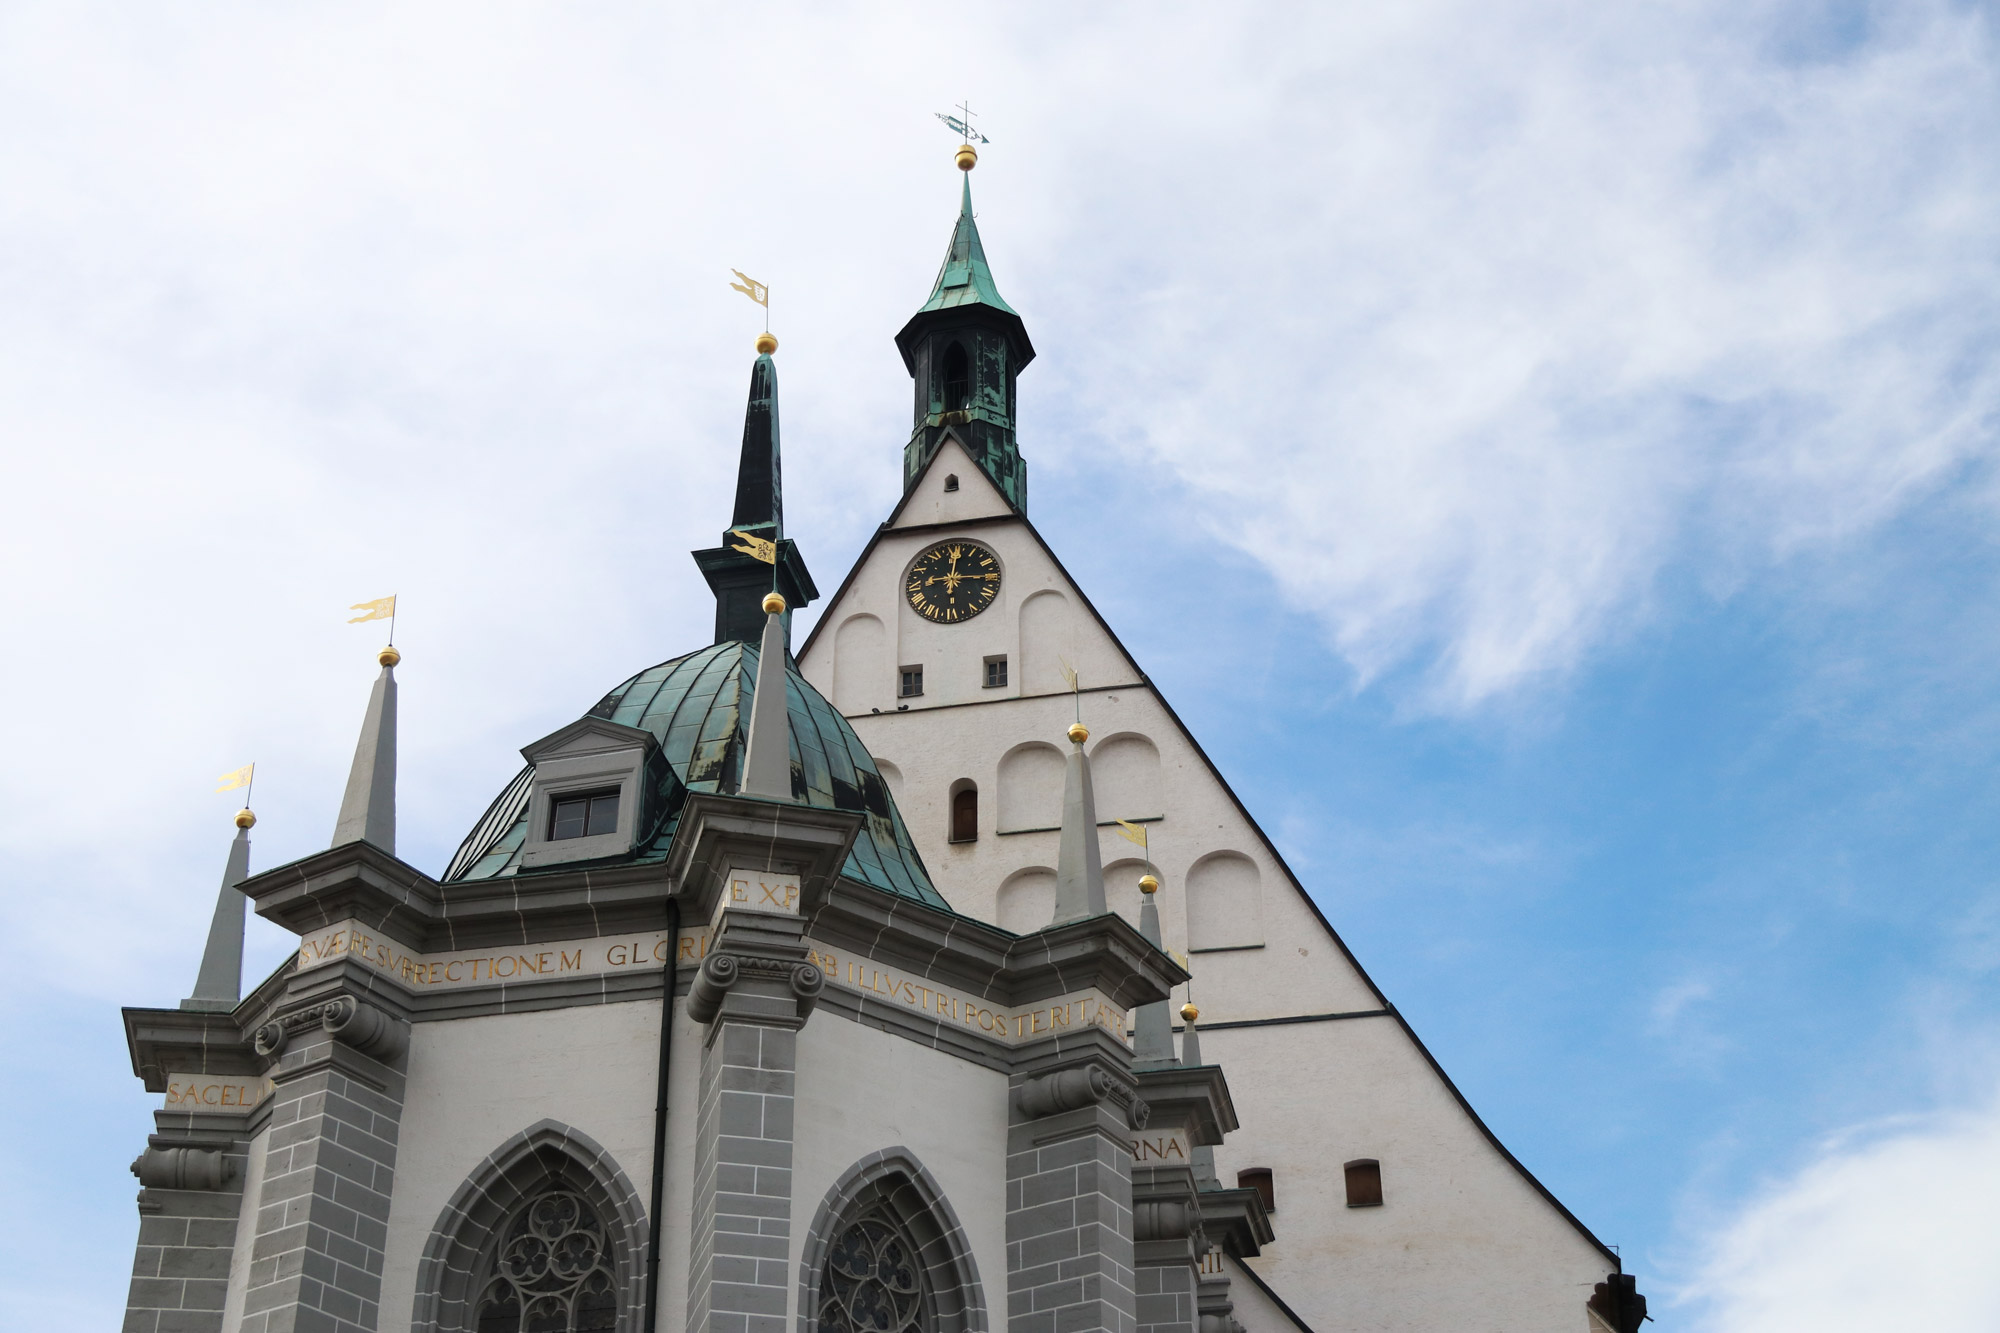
1211, 1016, 1608, 1332
377, 999, 694, 1332
797, 477, 1620, 1332
220, 1124, 269, 1333
894, 436, 1014, 530
789, 1010, 1011, 1327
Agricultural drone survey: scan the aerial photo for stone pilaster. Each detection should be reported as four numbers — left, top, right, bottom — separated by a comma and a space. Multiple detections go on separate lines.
1127, 1064, 1231, 1333
685, 904, 824, 1333
237, 992, 407, 1333
1005, 1039, 1144, 1333
123, 1128, 249, 1333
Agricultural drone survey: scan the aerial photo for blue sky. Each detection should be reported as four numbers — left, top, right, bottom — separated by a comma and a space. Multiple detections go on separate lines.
2, 3, 1998, 1327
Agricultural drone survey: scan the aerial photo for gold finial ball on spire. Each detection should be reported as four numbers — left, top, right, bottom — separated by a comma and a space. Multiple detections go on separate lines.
1180, 1002, 1199, 1024
955, 143, 978, 171
235, 808, 257, 830
762, 591, 787, 615
1067, 722, 1089, 744
755, 332, 778, 355
1138, 874, 1159, 895
379, 645, 401, 668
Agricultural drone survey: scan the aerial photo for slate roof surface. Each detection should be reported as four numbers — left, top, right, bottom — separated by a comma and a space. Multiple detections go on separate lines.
443, 639, 944, 907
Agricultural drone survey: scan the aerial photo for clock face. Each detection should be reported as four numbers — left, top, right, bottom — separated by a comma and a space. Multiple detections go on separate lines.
906, 540, 1002, 623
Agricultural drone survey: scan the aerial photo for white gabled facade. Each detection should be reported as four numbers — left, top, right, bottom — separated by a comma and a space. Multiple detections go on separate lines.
800, 437, 1621, 1332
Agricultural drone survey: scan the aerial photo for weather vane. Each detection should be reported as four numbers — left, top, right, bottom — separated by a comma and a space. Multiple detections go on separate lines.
934, 99, 989, 145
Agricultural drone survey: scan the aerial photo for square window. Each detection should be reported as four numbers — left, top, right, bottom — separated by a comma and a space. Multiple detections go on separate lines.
900, 666, 924, 697
984, 656, 1008, 688
550, 789, 620, 841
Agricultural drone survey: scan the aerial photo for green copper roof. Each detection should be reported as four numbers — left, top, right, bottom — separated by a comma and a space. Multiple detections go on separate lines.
443, 640, 944, 907
916, 175, 1018, 317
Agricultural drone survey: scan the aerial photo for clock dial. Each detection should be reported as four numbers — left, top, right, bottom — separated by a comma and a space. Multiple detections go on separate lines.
906, 540, 1002, 623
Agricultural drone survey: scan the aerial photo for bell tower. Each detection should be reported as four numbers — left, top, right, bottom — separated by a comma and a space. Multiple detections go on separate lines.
894, 146, 1035, 511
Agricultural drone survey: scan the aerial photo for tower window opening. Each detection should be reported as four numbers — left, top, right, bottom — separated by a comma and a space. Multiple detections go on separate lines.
1237, 1167, 1275, 1214
983, 656, 1008, 688
1344, 1158, 1383, 1208
944, 474, 960, 492
550, 789, 620, 841
950, 785, 978, 843
899, 666, 924, 698
942, 342, 970, 410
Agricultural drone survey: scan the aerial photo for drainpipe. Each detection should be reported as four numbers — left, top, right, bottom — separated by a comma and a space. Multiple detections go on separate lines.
645, 895, 681, 1333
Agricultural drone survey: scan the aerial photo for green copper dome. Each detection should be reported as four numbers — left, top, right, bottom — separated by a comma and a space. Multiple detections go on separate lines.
444, 639, 943, 907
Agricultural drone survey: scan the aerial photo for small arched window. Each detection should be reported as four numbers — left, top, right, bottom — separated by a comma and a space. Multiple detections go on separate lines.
941, 342, 970, 411
819, 1210, 926, 1333
474, 1190, 619, 1331
943, 474, 960, 492
950, 785, 978, 843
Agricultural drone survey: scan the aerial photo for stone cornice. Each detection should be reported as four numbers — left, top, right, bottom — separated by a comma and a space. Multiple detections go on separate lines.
1132, 1063, 1239, 1147
1197, 1186, 1274, 1258
123, 1005, 257, 1093
664, 792, 862, 923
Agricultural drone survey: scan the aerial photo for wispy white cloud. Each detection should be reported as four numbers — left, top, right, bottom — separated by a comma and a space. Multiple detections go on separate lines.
1678, 1086, 2000, 1331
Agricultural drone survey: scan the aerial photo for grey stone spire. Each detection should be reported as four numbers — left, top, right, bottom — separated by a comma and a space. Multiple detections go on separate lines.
181, 812, 253, 1011
1133, 873, 1176, 1065
1051, 723, 1107, 925
1181, 1001, 1221, 1187
332, 646, 398, 854
739, 598, 793, 800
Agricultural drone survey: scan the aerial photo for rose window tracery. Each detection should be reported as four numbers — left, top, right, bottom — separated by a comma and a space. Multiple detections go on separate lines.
818, 1212, 926, 1333
475, 1191, 618, 1333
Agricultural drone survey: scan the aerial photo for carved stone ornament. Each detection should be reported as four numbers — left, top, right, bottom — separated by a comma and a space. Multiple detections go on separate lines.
131, 1146, 234, 1191
1133, 1201, 1192, 1242
1128, 1096, 1153, 1131
686, 953, 824, 1024
686, 953, 740, 1024
322, 995, 408, 1060
252, 1020, 288, 1058
1015, 1065, 1112, 1118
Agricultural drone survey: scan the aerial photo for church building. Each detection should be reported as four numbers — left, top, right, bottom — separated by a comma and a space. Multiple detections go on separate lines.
120, 145, 1648, 1333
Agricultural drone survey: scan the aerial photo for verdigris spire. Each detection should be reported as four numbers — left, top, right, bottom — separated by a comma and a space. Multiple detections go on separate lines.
895, 154, 1034, 511
739, 593, 794, 800
1133, 872, 1175, 1065
693, 337, 817, 647
1051, 722, 1107, 924
181, 810, 254, 1011
1181, 1001, 1221, 1187
332, 645, 398, 854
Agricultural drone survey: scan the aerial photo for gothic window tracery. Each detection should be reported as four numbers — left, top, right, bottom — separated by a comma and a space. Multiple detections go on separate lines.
474, 1190, 619, 1333
818, 1209, 927, 1333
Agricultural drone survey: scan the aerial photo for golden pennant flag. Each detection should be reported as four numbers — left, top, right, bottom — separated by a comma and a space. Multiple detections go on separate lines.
729, 269, 769, 308
728, 529, 778, 564
1059, 656, 1079, 692
1113, 818, 1149, 849
347, 595, 396, 624
215, 762, 255, 794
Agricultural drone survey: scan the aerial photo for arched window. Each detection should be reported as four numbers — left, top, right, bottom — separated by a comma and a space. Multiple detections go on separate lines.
950, 784, 978, 843
799, 1148, 986, 1333
474, 1191, 617, 1332
413, 1120, 648, 1333
819, 1209, 927, 1333
941, 342, 970, 411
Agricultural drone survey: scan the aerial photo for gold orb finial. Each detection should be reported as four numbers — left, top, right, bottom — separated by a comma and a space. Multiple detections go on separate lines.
1180, 1002, 1199, 1024
762, 591, 786, 615
955, 143, 978, 171
755, 332, 778, 355
379, 645, 401, 668
235, 808, 257, 830
1067, 722, 1088, 744
1138, 874, 1159, 895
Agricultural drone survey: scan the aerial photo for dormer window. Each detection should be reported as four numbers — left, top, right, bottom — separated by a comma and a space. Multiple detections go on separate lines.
942, 342, 970, 410
550, 789, 620, 841
517, 717, 656, 869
